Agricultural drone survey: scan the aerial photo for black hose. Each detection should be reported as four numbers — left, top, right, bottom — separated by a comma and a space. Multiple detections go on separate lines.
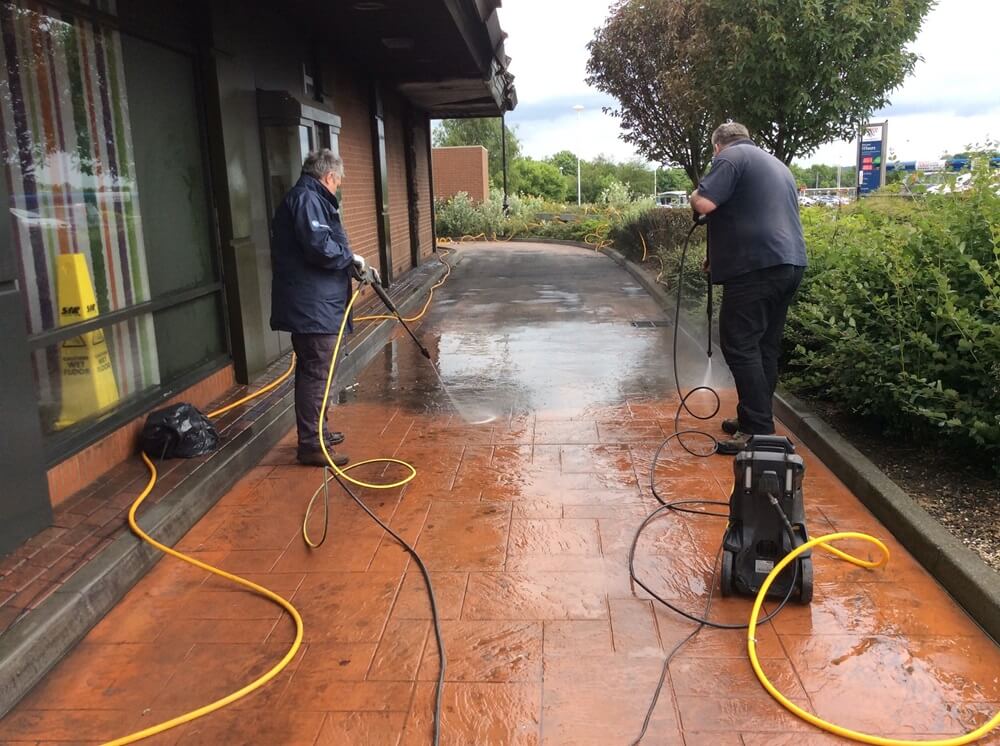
628, 223, 800, 743
328, 471, 447, 745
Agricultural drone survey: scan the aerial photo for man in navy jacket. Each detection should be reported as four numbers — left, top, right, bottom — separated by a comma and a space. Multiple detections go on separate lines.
270, 150, 368, 466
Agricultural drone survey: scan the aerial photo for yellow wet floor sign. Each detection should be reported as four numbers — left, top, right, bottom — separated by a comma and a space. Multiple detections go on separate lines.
55, 253, 119, 429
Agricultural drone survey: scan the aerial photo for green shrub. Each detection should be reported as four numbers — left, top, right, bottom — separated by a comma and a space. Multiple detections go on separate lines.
610, 165, 999, 468
610, 207, 702, 262
785, 159, 999, 466
434, 191, 653, 246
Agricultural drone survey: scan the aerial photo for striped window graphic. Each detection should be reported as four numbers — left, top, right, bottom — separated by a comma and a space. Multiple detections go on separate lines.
0, 1, 159, 431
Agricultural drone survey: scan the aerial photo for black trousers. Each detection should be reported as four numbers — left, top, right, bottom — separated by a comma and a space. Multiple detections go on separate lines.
719, 264, 804, 435
290, 333, 337, 452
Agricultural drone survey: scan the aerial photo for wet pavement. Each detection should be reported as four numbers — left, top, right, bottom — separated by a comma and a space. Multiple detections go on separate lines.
2, 241, 998, 745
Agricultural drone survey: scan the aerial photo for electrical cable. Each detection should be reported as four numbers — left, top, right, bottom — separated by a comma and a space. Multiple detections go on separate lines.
629, 542, 721, 746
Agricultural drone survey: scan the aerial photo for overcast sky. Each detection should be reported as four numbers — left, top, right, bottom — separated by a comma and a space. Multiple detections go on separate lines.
498, 0, 1000, 167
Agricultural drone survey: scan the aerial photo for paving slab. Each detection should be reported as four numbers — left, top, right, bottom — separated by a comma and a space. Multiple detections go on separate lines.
2, 241, 998, 745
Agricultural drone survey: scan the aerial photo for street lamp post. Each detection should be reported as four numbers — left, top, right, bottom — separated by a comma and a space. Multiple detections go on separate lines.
572, 104, 584, 205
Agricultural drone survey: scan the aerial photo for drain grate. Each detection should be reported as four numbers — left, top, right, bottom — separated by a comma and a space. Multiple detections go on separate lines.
630, 320, 672, 328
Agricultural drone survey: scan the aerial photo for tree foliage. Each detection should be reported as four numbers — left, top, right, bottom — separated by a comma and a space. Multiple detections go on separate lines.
544, 152, 689, 203
701, 0, 933, 163
587, 0, 715, 185
790, 163, 857, 189
432, 118, 522, 187
511, 159, 567, 201
588, 0, 933, 175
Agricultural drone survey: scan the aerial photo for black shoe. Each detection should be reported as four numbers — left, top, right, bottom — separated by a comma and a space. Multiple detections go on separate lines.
297, 448, 349, 467
325, 431, 345, 446
716, 431, 752, 455
721, 418, 739, 436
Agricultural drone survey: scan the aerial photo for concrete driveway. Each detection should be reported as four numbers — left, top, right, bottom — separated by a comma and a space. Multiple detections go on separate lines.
2, 242, 998, 745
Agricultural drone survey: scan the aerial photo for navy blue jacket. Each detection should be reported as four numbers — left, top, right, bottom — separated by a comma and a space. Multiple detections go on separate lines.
270, 174, 355, 335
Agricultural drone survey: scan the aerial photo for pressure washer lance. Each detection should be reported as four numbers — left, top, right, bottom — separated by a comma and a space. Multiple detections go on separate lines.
695, 211, 713, 358
352, 264, 432, 359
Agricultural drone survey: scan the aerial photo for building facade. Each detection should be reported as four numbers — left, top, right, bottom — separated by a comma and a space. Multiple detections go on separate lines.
0, 0, 515, 553
433, 145, 491, 202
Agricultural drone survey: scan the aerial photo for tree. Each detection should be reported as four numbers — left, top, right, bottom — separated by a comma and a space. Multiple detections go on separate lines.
432, 118, 521, 188
701, 0, 933, 164
587, 0, 715, 186
790, 163, 855, 189
589, 0, 932, 178
656, 168, 690, 192
511, 159, 568, 201
546, 150, 577, 176
545, 150, 580, 199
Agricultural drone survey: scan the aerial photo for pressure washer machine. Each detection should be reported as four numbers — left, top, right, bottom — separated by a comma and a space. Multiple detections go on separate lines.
720, 435, 813, 603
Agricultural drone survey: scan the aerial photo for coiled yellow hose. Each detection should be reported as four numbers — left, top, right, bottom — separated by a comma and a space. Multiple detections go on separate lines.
748, 532, 1000, 745
303, 247, 456, 545
103, 358, 301, 745
106, 246, 458, 740
301, 287, 417, 548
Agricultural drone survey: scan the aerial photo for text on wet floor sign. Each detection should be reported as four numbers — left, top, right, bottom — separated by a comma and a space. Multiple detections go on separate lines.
55, 253, 119, 429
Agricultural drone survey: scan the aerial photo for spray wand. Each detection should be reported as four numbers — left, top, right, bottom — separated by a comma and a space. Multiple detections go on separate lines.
352, 264, 432, 359
693, 211, 713, 358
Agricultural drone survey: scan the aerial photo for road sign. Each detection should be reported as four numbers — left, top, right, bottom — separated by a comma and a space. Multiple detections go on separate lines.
857, 122, 888, 195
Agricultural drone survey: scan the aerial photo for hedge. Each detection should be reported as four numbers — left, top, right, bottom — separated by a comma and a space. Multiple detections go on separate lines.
609, 167, 999, 468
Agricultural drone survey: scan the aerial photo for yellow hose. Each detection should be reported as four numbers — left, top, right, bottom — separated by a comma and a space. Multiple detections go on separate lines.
104, 358, 301, 745
748, 532, 1000, 745
354, 248, 453, 324
301, 287, 417, 547
303, 247, 458, 545
105, 244, 455, 738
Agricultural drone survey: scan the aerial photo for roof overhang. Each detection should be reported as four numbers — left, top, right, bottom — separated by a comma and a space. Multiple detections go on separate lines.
291, 0, 516, 117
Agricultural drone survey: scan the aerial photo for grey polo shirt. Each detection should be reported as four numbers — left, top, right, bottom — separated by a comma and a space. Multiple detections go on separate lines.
697, 139, 807, 284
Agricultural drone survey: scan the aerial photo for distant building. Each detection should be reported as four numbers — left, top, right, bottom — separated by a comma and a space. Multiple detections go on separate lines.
0, 0, 516, 552
433, 146, 491, 202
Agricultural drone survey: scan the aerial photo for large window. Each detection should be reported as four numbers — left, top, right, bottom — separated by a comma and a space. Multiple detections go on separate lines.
0, 1, 226, 453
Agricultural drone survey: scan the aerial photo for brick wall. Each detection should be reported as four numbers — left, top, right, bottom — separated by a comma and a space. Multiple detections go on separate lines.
432, 146, 490, 202
384, 92, 413, 279
413, 116, 435, 259
328, 66, 378, 271
45, 365, 235, 507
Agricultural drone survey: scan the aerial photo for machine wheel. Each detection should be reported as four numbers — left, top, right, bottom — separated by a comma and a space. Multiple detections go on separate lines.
720, 550, 734, 597
798, 557, 813, 604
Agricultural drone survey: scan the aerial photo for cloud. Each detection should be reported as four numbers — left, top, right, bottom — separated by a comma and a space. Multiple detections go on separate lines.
508, 94, 617, 124
496, 0, 1000, 166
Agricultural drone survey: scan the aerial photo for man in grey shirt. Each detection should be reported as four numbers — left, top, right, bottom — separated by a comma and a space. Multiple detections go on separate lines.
690, 122, 807, 455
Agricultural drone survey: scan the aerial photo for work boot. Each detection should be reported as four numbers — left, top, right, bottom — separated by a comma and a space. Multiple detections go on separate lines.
324, 431, 345, 446
721, 418, 739, 436
297, 447, 349, 467
716, 431, 752, 455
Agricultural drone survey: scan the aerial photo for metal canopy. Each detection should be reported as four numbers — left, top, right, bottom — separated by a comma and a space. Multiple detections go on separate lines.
289, 0, 516, 116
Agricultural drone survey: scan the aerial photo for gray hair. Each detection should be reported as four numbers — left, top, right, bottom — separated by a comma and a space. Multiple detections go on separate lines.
711, 122, 751, 149
302, 149, 344, 180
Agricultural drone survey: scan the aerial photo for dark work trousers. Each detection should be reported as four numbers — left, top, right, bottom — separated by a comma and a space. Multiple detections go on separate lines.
719, 264, 804, 435
290, 333, 338, 452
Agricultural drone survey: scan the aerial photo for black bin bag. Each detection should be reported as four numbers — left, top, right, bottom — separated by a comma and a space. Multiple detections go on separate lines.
140, 403, 219, 459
